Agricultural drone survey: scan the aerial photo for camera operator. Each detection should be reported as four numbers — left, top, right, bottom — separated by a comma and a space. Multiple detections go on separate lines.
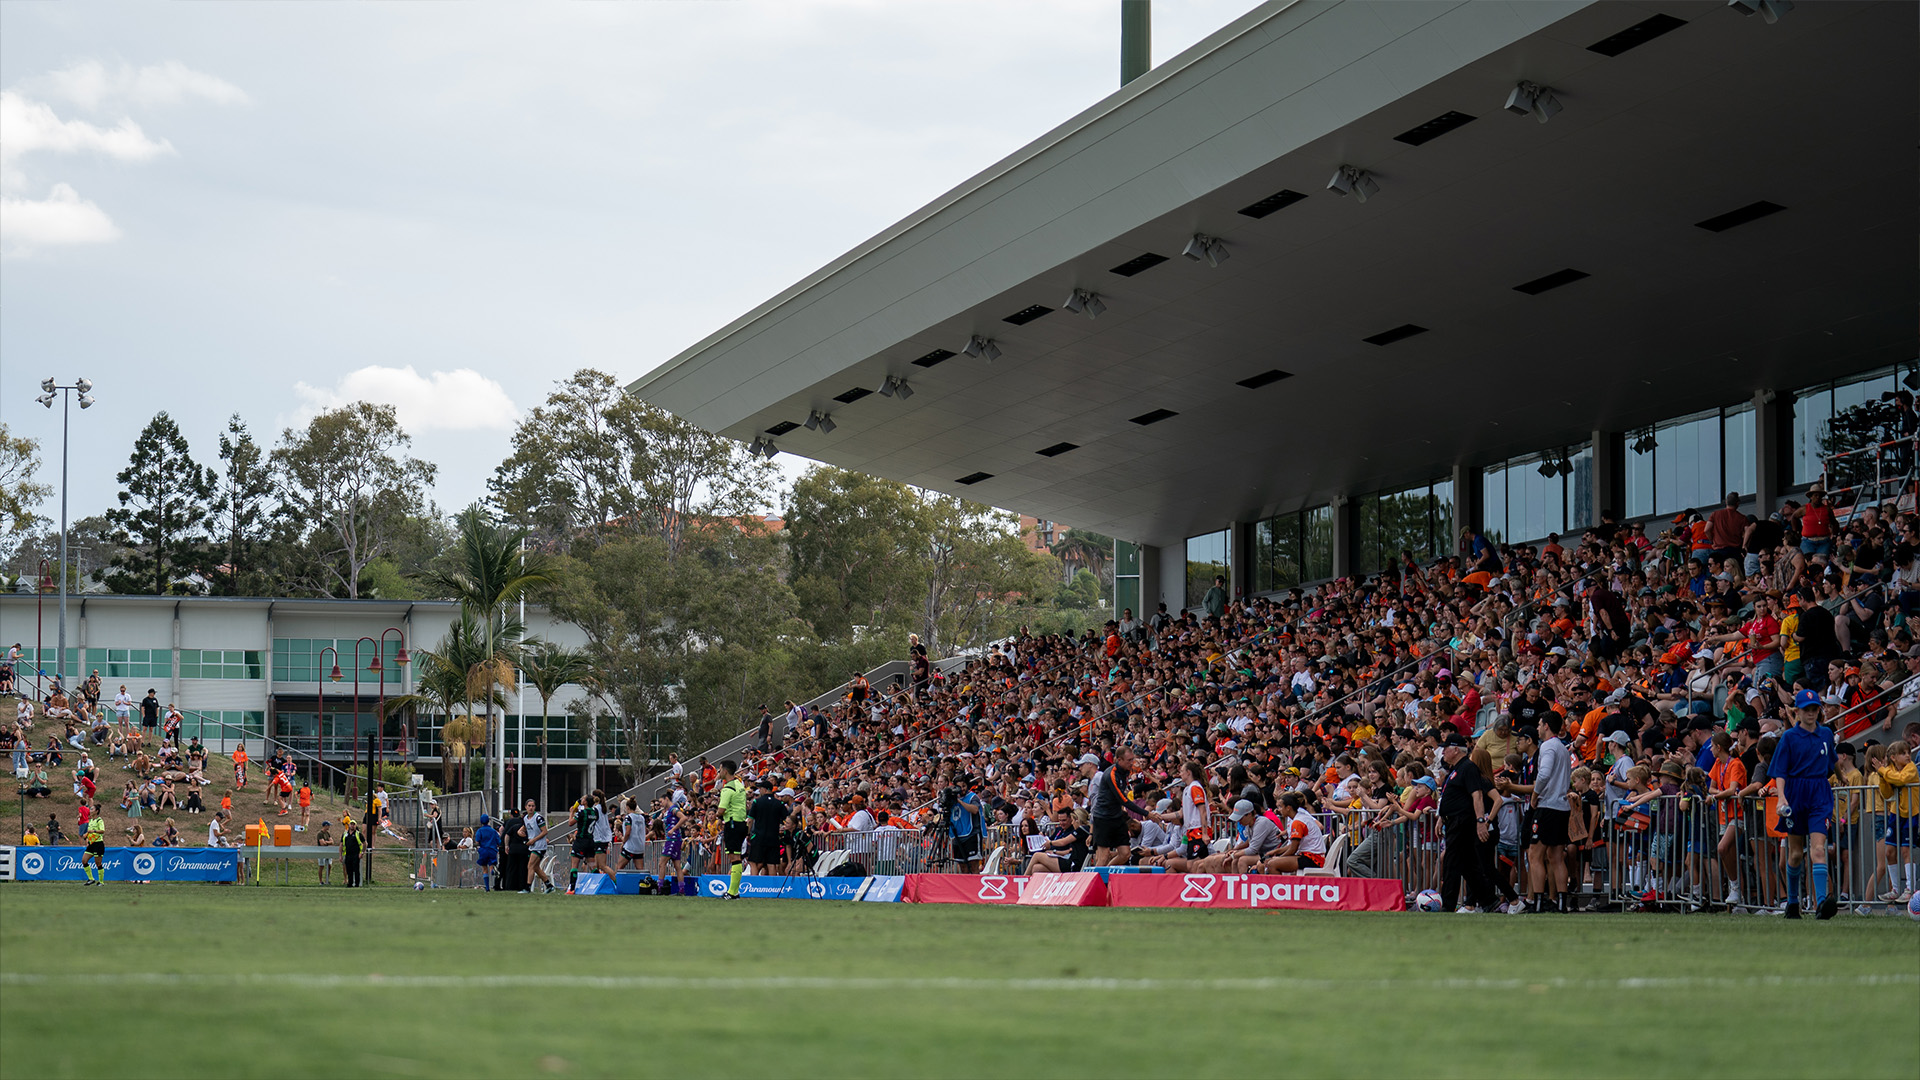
944, 772, 984, 872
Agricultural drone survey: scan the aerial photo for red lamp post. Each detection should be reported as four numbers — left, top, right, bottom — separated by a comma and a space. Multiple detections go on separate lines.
318, 645, 343, 791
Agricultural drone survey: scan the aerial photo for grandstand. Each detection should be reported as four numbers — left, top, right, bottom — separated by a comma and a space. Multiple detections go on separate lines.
606, 0, 1920, 914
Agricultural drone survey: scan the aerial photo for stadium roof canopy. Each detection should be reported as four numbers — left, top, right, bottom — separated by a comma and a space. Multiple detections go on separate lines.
629, 0, 1917, 548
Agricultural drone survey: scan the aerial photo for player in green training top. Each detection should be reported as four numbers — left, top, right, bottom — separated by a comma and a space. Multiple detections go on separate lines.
81, 809, 107, 886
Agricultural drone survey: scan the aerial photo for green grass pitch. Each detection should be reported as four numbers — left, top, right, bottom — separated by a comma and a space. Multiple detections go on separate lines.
2, 884, 1914, 1078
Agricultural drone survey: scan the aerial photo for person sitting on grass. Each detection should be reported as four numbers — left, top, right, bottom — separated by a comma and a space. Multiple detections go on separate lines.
123, 822, 144, 846
155, 819, 180, 848
21, 822, 40, 846
118, 781, 136, 813
24, 767, 51, 798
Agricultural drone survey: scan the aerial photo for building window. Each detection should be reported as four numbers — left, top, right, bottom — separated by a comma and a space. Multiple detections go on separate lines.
1354, 480, 1453, 575
1483, 444, 1593, 545
178, 649, 264, 681
1185, 530, 1228, 610
1625, 404, 1761, 520
180, 710, 265, 742
272, 638, 403, 683
1252, 506, 1335, 592
21, 647, 170, 682
1791, 363, 1916, 487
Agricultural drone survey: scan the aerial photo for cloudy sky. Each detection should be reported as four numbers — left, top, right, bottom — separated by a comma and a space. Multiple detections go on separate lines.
2, 0, 1259, 522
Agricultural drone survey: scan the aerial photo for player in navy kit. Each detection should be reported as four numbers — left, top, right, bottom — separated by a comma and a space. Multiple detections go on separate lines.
1774, 689, 1839, 920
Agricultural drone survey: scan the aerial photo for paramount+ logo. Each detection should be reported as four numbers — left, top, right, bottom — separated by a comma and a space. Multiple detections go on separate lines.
1187, 874, 1342, 907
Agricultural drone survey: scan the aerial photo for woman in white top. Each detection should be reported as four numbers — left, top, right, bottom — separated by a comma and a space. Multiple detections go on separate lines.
616, 798, 649, 870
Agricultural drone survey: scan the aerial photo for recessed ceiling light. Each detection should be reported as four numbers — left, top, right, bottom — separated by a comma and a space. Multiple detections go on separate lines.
911, 348, 955, 368
1587, 13, 1686, 57
1513, 268, 1590, 295
832, 387, 872, 404
1002, 305, 1053, 326
1036, 441, 1080, 457
1392, 110, 1477, 147
1236, 369, 1293, 389
1109, 253, 1168, 277
1236, 188, 1306, 220
1129, 409, 1178, 426
764, 420, 800, 436
1363, 324, 1428, 347
955, 471, 994, 485
1694, 200, 1785, 232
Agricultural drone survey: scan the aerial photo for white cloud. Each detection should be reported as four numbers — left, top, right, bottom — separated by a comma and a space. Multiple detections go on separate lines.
0, 183, 120, 253
29, 60, 249, 112
293, 365, 521, 433
0, 90, 173, 173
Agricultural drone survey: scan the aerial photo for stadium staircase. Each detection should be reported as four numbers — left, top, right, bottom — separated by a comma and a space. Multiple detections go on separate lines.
533, 653, 969, 854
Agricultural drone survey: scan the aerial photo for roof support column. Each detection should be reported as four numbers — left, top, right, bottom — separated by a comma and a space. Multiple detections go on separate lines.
1330, 496, 1353, 579
1592, 430, 1622, 525
1450, 463, 1479, 541
1230, 521, 1252, 602
1754, 389, 1785, 515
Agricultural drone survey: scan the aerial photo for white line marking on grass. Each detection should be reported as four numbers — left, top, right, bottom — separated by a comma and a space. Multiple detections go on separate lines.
2, 973, 1914, 992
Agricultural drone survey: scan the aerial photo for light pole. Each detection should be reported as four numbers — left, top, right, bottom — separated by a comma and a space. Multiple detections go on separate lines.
35, 377, 96, 690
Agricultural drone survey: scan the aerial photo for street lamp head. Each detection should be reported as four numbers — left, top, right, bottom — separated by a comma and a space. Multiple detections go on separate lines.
41, 377, 55, 393
368, 655, 383, 674
78, 395, 95, 410
329, 663, 344, 682
75, 378, 92, 394
395, 646, 412, 666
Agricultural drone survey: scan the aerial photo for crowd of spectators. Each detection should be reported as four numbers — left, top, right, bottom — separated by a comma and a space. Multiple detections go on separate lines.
579, 488, 1920, 913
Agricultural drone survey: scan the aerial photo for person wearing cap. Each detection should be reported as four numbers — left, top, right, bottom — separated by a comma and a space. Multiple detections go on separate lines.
1204, 798, 1281, 874
1437, 736, 1499, 913
1601, 730, 1636, 816
1772, 688, 1838, 919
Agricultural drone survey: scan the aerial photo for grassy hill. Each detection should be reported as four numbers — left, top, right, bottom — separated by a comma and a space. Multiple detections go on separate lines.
4, 697, 419, 883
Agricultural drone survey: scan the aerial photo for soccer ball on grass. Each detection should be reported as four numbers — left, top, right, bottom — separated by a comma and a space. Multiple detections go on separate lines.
1416, 889, 1443, 912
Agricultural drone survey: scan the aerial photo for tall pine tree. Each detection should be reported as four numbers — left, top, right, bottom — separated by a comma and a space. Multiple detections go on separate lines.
215, 414, 278, 595
106, 412, 217, 595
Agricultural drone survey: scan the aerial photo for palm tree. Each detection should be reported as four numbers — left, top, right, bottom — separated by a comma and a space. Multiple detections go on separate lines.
382, 624, 506, 794
429, 507, 558, 813
1049, 527, 1114, 582
520, 641, 595, 816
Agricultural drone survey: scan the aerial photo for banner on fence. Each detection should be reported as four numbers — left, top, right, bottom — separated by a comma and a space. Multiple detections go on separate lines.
1017, 873, 1108, 907
691, 875, 872, 900
902, 874, 1031, 904
1106, 873, 1405, 911
12, 846, 238, 883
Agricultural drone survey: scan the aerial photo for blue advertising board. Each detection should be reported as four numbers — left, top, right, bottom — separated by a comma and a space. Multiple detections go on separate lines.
691, 874, 878, 900
856, 875, 906, 902
12, 846, 238, 882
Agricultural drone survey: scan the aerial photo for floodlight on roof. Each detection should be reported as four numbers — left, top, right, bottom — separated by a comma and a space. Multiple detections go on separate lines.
963, 335, 1001, 362
1537, 459, 1559, 478
1729, 0, 1792, 23
880, 375, 914, 400
1504, 81, 1563, 124
1063, 289, 1106, 319
41, 378, 55, 393
78, 395, 95, 410
1327, 165, 1379, 203
817, 412, 835, 434
804, 412, 819, 431
37, 393, 55, 408
75, 378, 93, 394
761, 440, 779, 460
1182, 233, 1230, 268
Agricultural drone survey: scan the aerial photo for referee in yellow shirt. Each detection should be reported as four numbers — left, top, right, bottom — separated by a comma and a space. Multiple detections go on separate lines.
717, 760, 749, 899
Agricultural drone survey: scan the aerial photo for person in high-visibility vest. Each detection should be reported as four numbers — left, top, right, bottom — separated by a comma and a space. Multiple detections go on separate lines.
717, 760, 749, 898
